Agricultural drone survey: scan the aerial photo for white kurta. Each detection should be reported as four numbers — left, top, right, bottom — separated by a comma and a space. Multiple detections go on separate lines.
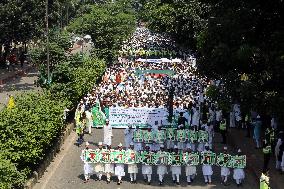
84, 162, 93, 175
128, 164, 138, 173
185, 165, 196, 176
157, 165, 167, 175
103, 125, 112, 146
221, 167, 230, 176
115, 164, 125, 176
171, 165, 181, 175
105, 163, 114, 173
202, 165, 213, 175
94, 163, 104, 173
142, 165, 152, 174
233, 168, 245, 180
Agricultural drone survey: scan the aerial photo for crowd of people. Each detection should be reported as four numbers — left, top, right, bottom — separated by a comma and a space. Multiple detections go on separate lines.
74, 27, 284, 187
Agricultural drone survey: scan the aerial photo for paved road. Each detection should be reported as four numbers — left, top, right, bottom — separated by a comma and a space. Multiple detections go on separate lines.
0, 68, 40, 109
33, 128, 258, 189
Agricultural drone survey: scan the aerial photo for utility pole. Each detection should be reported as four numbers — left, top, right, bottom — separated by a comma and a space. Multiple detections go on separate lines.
45, 0, 50, 83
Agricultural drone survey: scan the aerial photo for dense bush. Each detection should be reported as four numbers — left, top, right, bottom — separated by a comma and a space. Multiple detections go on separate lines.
0, 93, 67, 187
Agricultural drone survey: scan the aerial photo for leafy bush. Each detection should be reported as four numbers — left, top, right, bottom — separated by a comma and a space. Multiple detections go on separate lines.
0, 154, 26, 189
0, 93, 67, 171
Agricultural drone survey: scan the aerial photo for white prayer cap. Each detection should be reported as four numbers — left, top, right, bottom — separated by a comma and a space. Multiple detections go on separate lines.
130, 142, 134, 146
145, 144, 150, 148
106, 119, 109, 122
223, 146, 228, 150
85, 141, 90, 146
205, 143, 209, 147
174, 145, 178, 149
160, 144, 164, 148
257, 115, 261, 119
237, 149, 242, 153
98, 142, 103, 146
118, 143, 123, 147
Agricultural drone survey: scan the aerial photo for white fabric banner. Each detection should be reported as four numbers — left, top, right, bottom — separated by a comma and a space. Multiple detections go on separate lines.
109, 107, 169, 128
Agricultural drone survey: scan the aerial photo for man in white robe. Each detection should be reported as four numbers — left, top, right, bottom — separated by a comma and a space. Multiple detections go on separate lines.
127, 142, 138, 183
156, 144, 168, 185
94, 142, 104, 181
185, 147, 197, 185
115, 143, 125, 185
142, 145, 152, 185
104, 119, 112, 146
220, 147, 230, 185
233, 149, 245, 186
104, 145, 114, 184
124, 125, 134, 149
80, 142, 93, 183
170, 145, 181, 185
202, 143, 213, 184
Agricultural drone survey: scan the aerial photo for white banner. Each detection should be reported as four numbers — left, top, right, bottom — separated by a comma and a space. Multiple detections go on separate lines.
109, 107, 169, 128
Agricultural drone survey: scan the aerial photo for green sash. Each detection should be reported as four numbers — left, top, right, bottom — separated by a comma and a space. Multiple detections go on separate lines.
176, 129, 187, 142
201, 151, 216, 165
183, 152, 200, 166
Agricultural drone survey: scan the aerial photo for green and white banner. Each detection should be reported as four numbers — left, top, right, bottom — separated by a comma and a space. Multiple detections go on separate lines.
83, 150, 246, 168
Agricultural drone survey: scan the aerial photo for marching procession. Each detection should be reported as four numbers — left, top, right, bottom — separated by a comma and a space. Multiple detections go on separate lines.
73, 27, 283, 188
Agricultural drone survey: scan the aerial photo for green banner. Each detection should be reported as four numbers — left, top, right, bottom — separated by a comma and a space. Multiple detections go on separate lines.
92, 105, 106, 128
183, 152, 200, 166
83, 150, 245, 168
201, 152, 216, 165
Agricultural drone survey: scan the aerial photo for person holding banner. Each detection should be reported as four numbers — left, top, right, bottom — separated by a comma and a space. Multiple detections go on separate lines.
185, 147, 197, 185
103, 119, 112, 146
104, 145, 114, 184
202, 143, 214, 184
156, 144, 168, 185
80, 142, 93, 183
141, 144, 153, 185
126, 142, 138, 184
220, 147, 230, 186
124, 125, 134, 149
94, 142, 104, 181
114, 143, 125, 185
170, 145, 182, 185
233, 149, 245, 187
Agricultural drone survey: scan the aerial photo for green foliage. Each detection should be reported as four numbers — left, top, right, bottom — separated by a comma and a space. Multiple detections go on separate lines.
67, 1, 136, 62
0, 154, 26, 189
0, 92, 67, 187
49, 55, 106, 106
141, 0, 209, 50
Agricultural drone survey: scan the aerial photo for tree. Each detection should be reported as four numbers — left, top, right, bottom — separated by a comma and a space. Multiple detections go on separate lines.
67, 1, 136, 62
